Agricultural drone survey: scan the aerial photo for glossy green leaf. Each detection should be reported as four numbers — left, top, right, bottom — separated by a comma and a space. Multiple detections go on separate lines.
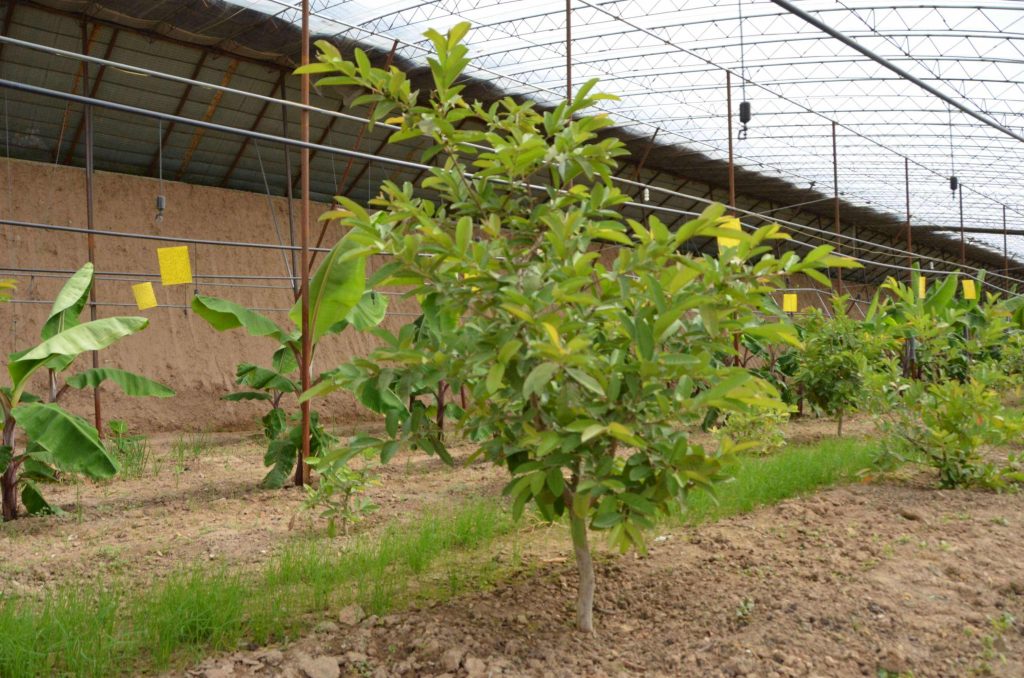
291, 233, 367, 342
192, 295, 289, 343
12, 403, 118, 479
66, 368, 175, 397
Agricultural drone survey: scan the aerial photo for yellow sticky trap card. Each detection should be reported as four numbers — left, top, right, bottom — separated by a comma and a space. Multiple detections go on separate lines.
963, 278, 977, 300
132, 282, 158, 310
782, 293, 798, 314
917, 277, 927, 299
716, 218, 742, 251
157, 246, 193, 286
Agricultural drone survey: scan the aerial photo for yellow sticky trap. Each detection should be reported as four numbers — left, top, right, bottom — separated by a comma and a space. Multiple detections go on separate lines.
132, 282, 157, 310
716, 218, 742, 251
157, 246, 192, 286
782, 293, 798, 313
917, 277, 927, 299
963, 279, 977, 300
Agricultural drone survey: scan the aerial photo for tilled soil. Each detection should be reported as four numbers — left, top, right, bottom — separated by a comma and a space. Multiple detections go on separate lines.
189, 475, 1024, 678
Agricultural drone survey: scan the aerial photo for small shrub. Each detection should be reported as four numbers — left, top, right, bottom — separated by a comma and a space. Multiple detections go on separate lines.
713, 408, 789, 456
303, 450, 379, 536
875, 378, 1022, 489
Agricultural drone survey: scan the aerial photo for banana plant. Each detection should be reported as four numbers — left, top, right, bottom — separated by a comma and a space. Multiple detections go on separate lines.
191, 233, 384, 488
1, 264, 173, 520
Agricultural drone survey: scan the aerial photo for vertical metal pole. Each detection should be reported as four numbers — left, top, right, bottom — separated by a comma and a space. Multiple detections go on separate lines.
958, 184, 965, 265
82, 19, 102, 436
1003, 204, 1009, 281
832, 121, 842, 291
280, 78, 298, 294
727, 70, 735, 208
904, 156, 912, 280
565, 0, 572, 103
295, 0, 311, 487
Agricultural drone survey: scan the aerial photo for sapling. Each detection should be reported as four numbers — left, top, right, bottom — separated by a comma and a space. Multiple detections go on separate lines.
0, 264, 173, 519
192, 236, 386, 487
298, 24, 856, 632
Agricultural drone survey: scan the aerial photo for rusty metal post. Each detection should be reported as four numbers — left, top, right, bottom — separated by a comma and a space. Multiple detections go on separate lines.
280, 78, 298, 294
832, 121, 842, 292
727, 70, 735, 208
295, 0, 311, 487
565, 0, 572, 103
1004, 204, 1009, 281
904, 156, 912, 280
82, 18, 102, 436
959, 183, 965, 266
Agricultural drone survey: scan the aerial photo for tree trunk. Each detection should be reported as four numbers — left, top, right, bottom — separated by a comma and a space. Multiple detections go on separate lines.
836, 408, 844, 437
569, 508, 594, 633
1, 417, 17, 521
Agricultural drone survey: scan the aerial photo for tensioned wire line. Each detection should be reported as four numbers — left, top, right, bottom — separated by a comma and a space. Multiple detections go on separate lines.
1, 32, 1017, 262
0, 70, 1014, 285
292, 0, 1024, 227
0, 72, 979, 280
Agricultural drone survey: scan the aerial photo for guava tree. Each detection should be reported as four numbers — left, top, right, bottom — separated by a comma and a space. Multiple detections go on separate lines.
794, 296, 878, 436
299, 24, 855, 631
191, 234, 384, 487
1, 263, 173, 520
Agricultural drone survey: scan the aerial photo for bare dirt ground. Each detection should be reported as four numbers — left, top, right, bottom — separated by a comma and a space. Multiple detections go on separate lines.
0, 430, 505, 596
189, 472, 1024, 678
4, 413, 1023, 678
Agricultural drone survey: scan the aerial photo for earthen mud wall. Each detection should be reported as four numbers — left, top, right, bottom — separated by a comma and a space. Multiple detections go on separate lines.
0, 158, 872, 432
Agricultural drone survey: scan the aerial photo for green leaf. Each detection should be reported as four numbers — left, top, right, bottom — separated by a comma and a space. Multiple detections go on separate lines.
66, 368, 174, 397
12, 403, 118, 479
41, 263, 93, 340
567, 368, 604, 396
10, 317, 149, 395
22, 480, 64, 516
234, 363, 297, 393
291, 233, 367, 343
222, 391, 274, 402
486, 363, 505, 394
523, 362, 559, 398
261, 436, 297, 489
192, 295, 289, 343
344, 291, 389, 331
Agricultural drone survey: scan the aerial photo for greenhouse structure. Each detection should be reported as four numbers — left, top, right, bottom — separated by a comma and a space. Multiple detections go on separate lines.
0, 1, 1022, 676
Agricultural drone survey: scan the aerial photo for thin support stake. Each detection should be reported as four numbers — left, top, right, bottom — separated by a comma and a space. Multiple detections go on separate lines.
832, 120, 842, 292
905, 156, 912, 280
727, 70, 735, 209
296, 0, 312, 489
959, 186, 965, 266
82, 18, 102, 437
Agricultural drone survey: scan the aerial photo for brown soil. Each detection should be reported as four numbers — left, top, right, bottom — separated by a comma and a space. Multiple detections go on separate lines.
0, 431, 505, 595
5, 412, 1023, 678
188, 474, 1024, 678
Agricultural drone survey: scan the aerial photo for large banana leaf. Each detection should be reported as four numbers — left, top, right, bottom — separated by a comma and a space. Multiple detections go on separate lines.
291, 234, 366, 343
66, 368, 175, 397
41, 263, 95, 372
192, 295, 291, 344
21, 480, 63, 516
41, 263, 93, 340
12, 403, 118, 479
346, 291, 389, 331
235, 363, 297, 392
9, 317, 149, 395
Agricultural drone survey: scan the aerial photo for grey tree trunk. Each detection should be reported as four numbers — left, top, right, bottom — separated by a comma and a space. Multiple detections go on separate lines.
569, 508, 594, 633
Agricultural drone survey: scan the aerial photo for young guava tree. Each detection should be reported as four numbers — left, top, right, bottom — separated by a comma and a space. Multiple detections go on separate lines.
794, 296, 875, 436
1, 263, 173, 520
191, 234, 385, 487
298, 24, 856, 632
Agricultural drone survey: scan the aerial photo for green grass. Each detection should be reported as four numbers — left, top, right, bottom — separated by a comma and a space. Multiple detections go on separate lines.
682, 437, 876, 524
0, 499, 513, 678
0, 435, 878, 677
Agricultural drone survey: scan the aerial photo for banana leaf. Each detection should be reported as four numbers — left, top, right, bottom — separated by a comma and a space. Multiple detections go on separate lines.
66, 368, 174, 397
12, 403, 118, 479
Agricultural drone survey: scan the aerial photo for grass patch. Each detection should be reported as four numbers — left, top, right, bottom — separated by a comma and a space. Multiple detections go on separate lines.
0, 499, 513, 678
0, 435, 877, 677
682, 436, 876, 524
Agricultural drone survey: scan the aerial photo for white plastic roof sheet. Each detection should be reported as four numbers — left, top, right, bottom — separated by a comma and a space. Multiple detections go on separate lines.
236, 0, 1024, 262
